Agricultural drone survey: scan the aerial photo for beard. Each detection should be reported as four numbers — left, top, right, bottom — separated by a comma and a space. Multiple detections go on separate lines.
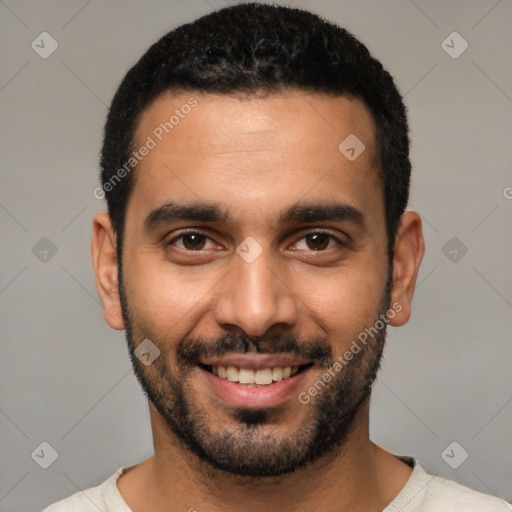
119, 269, 392, 478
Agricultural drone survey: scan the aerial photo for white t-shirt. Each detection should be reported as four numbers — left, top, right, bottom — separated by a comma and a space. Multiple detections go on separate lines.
42, 455, 511, 511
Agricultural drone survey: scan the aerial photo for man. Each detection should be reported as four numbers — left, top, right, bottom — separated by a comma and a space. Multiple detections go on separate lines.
43, 3, 510, 511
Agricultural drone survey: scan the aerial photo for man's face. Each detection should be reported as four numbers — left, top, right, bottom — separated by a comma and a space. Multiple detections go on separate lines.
117, 90, 392, 476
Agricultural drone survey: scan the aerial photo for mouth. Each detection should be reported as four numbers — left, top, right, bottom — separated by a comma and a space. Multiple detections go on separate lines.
198, 363, 312, 387
196, 355, 314, 408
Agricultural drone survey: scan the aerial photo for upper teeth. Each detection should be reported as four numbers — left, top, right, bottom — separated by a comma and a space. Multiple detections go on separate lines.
211, 365, 299, 385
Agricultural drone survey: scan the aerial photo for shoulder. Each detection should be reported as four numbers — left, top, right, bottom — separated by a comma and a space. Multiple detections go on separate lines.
390, 455, 511, 512
42, 490, 104, 512
424, 472, 511, 511
41, 467, 127, 512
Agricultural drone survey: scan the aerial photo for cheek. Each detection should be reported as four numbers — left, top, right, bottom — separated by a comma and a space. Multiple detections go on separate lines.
123, 253, 219, 330
296, 264, 387, 339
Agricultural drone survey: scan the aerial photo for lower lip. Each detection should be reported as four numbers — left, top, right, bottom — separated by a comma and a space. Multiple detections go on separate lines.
198, 366, 310, 409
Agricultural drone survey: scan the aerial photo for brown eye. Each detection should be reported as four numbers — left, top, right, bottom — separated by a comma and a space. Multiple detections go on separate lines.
169, 232, 213, 251
180, 233, 207, 250
305, 233, 331, 251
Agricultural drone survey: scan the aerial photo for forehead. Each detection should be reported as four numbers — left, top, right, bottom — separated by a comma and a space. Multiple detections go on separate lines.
136, 89, 377, 160
127, 90, 383, 231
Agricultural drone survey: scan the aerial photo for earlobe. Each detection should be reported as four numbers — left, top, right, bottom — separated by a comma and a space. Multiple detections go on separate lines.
91, 212, 125, 330
388, 211, 425, 327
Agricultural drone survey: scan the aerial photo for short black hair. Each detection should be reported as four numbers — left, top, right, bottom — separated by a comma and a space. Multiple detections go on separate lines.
100, 2, 411, 258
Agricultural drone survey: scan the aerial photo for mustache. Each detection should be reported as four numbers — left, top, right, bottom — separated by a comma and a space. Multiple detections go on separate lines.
176, 332, 333, 365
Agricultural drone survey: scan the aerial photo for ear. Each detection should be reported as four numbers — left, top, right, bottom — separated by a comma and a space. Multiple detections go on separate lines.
388, 211, 425, 327
91, 212, 124, 330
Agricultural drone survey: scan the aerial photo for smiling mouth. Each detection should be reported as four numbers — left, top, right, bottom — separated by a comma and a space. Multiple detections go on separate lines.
198, 363, 313, 387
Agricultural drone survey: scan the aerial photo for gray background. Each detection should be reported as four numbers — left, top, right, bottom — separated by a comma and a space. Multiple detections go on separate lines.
1, 0, 511, 510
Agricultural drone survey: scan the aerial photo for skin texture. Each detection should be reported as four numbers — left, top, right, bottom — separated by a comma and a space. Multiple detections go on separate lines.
92, 90, 424, 511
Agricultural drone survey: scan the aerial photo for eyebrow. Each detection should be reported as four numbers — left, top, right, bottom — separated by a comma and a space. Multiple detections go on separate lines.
279, 202, 365, 227
144, 202, 229, 231
144, 200, 365, 232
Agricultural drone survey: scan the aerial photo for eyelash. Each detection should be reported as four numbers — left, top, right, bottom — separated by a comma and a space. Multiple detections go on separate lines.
166, 230, 344, 252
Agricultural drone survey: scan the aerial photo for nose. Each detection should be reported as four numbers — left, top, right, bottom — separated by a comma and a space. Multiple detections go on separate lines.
212, 249, 298, 338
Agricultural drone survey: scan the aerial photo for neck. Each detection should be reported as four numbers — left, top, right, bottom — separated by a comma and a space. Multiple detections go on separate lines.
121, 399, 408, 512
